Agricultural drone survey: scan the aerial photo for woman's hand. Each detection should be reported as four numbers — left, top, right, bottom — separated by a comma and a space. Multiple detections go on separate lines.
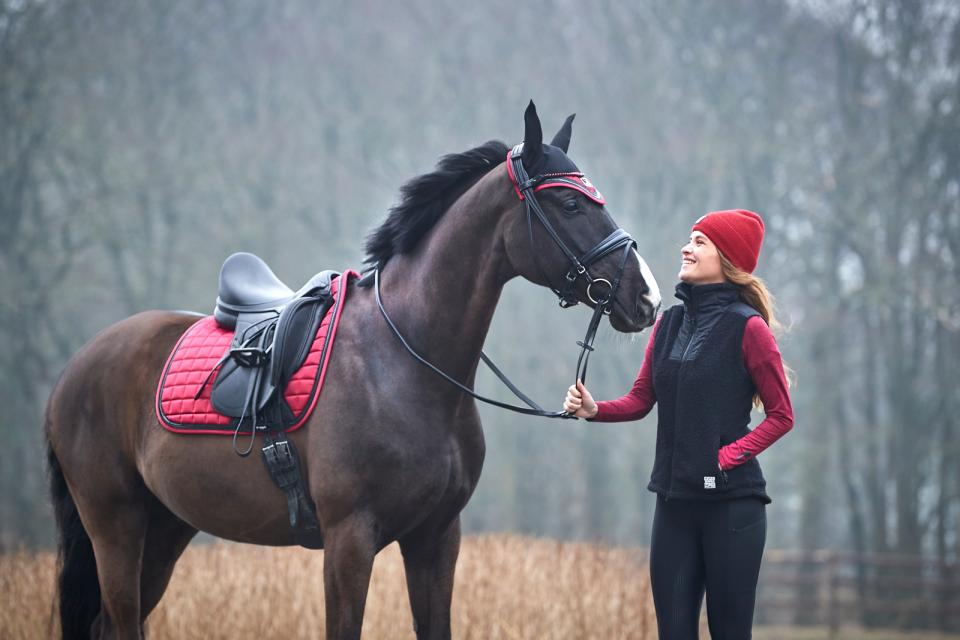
563, 379, 598, 419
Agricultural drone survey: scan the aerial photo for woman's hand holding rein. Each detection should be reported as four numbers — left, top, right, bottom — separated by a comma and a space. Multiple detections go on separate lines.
564, 378, 598, 419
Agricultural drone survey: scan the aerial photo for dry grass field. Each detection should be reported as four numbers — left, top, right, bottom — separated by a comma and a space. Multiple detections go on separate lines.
4, 535, 959, 639
1, 534, 658, 639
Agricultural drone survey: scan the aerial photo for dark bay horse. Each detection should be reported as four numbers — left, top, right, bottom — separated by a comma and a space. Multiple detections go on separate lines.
45, 102, 661, 639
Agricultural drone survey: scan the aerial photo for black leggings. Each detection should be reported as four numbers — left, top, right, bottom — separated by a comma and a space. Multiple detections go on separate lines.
649, 494, 767, 640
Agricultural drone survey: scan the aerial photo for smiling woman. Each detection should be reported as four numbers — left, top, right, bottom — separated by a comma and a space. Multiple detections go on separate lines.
563, 208, 794, 637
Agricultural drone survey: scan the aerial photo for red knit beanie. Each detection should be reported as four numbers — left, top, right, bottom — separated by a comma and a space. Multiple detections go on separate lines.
691, 209, 765, 274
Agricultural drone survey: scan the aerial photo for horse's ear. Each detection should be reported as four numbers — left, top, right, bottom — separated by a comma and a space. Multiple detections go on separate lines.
522, 100, 543, 167
550, 113, 575, 153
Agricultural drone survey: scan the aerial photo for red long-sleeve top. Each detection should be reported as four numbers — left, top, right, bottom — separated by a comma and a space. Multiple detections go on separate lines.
591, 315, 793, 471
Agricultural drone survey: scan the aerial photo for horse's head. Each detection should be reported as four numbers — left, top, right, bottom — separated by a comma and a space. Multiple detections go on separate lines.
502, 101, 661, 332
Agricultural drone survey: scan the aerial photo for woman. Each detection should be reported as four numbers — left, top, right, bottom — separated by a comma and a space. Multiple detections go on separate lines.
564, 209, 794, 639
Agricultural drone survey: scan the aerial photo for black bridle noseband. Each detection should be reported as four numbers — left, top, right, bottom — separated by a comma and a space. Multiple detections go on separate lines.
375, 143, 638, 419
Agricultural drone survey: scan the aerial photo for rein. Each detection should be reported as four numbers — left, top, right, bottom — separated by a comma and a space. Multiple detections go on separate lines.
375, 143, 637, 419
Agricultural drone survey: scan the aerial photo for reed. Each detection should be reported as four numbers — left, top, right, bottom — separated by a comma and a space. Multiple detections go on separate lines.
0, 534, 656, 639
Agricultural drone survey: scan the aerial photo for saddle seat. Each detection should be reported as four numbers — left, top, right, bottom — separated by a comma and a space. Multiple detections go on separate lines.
209, 252, 340, 425
215, 252, 336, 328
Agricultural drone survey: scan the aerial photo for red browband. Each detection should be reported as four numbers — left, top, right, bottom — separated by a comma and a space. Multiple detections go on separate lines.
506, 149, 606, 205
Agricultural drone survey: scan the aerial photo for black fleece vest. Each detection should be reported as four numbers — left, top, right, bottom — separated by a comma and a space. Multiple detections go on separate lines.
647, 281, 771, 504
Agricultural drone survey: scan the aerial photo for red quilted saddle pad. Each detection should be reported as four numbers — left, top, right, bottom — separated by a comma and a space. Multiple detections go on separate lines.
155, 270, 358, 434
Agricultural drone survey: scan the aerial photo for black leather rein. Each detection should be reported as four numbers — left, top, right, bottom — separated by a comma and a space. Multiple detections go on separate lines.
374, 143, 637, 419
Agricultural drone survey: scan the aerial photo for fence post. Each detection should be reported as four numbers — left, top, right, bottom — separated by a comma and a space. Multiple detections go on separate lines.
826, 550, 839, 640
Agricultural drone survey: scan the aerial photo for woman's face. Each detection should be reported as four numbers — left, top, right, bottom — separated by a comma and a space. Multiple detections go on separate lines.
679, 230, 725, 284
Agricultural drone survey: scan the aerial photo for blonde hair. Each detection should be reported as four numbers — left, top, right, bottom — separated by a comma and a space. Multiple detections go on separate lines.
718, 252, 796, 409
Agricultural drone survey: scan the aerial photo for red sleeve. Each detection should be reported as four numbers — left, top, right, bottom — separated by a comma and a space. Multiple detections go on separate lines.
718, 315, 794, 470
588, 315, 660, 422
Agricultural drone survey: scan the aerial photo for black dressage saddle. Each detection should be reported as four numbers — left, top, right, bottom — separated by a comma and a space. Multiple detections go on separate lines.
207, 252, 339, 549
210, 252, 339, 426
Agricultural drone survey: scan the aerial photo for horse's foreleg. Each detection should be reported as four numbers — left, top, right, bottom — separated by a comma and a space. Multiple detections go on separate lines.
323, 516, 378, 640
399, 517, 461, 640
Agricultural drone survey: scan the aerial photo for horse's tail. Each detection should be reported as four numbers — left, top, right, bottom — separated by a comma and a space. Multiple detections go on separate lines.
47, 438, 101, 639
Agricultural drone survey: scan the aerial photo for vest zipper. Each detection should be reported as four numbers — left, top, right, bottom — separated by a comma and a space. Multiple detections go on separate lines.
680, 316, 697, 362
668, 314, 698, 496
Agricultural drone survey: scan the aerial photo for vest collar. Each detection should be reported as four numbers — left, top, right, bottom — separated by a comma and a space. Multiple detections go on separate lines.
674, 281, 740, 317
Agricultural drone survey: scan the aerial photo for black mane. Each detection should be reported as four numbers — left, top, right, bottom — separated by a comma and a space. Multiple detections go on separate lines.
362, 140, 510, 269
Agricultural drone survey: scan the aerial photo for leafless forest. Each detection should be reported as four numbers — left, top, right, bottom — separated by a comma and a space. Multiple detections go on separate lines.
1, 0, 958, 633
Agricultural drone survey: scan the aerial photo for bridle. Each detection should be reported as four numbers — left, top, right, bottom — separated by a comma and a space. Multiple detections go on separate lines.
506, 144, 636, 311
374, 143, 639, 419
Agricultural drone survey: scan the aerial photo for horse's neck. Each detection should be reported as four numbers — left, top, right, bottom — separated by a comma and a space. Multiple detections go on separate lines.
380, 168, 515, 384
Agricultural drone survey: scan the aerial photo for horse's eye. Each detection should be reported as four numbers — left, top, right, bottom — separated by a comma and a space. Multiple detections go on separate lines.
563, 199, 580, 213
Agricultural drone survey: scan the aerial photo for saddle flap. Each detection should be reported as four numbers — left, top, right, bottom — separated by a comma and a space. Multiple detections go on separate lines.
210, 357, 277, 419
210, 312, 280, 420
272, 296, 332, 388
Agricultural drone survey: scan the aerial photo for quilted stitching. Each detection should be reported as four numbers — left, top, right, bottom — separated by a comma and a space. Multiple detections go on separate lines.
158, 274, 349, 432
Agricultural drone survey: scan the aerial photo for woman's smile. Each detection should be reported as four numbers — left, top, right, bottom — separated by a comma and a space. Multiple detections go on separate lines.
678, 230, 723, 284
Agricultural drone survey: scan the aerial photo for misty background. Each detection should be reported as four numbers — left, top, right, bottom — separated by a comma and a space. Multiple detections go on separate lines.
2, 0, 958, 596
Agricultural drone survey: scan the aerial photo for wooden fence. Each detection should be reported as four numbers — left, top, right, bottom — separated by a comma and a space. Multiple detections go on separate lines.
755, 550, 960, 635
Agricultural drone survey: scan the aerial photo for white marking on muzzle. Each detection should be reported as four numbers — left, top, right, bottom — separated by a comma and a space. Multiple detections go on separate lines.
634, 249, 661, 312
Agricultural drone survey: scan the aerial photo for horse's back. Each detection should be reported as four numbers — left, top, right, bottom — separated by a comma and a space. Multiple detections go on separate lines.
58, 309, 199, 371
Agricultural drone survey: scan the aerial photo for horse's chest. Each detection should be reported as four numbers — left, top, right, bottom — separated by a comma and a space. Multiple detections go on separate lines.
400, 431, 483, 507
312, 412, 484, 524
377, 422, 484, 531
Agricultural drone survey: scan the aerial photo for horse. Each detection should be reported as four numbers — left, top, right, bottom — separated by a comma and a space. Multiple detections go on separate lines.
44, 101, 661, 640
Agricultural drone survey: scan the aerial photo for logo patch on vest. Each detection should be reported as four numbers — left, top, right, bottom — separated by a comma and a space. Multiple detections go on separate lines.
704, 476, 716, 489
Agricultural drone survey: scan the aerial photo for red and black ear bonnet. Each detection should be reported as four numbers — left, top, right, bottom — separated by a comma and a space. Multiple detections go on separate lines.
505, 109, 605, 204
506, 143, 606, 204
